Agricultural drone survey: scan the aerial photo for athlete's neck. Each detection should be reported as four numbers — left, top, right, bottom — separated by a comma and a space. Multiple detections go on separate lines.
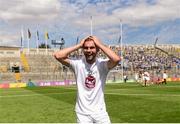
86, 58, 96, 65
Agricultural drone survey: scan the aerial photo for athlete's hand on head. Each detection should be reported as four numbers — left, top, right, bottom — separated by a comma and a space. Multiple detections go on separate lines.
90, 36, 102, 47
79, 36, 93, 48
79, 36, 88, 48
79, 38, 84, 48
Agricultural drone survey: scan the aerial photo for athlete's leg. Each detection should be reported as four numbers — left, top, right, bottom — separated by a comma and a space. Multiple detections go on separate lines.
90, 112, 111, 124
76, 112, 93, 124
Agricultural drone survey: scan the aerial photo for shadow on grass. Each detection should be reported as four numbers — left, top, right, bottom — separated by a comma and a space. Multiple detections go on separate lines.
23, 86, 77, 105
105, 88, 180, 123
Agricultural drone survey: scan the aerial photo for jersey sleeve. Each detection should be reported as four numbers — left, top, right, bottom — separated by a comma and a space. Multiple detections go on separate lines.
99, 59, 109, 73
69, 59, 75, 71
69, 59, 80, 72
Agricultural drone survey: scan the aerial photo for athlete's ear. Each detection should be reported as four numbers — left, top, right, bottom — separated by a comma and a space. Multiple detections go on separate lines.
97, 47, 99, 52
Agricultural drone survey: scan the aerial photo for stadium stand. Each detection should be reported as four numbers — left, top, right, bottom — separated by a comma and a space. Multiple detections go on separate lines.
0, 44, 179, 84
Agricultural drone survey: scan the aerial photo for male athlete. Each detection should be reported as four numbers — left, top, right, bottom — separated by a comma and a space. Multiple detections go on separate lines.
53, 36, 120, 123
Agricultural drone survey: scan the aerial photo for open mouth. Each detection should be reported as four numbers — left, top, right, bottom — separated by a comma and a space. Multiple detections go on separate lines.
86, 54, 93, 59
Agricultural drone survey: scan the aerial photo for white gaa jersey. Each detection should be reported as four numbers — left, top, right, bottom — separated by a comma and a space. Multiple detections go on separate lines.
70, 57, 109, 114
163, 73, 168, 79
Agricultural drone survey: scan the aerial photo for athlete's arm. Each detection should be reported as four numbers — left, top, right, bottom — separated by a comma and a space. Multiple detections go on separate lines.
53, 39, 84, 66
91, 36, 121, 69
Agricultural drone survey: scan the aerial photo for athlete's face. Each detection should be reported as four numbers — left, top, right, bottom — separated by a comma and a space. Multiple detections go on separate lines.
83, 40, 98, 64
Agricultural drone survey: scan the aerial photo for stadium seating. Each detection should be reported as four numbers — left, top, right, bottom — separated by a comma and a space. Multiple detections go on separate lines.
0, 45, 179, 84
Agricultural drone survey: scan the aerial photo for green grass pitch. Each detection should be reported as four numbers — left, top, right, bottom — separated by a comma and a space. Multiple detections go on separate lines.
0, 82, 180, 123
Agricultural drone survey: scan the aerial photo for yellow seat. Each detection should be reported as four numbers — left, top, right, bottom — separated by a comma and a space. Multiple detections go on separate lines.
15, 73, 21, 82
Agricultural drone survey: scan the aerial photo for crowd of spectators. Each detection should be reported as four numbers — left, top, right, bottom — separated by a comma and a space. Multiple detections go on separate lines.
113, 44, 180, 79
0, 44, 179, 83
69, 44, 180, 80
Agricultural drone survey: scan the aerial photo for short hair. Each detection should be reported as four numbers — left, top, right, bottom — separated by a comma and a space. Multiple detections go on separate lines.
82, 37, 99, 52
83, 37, 94, 48
84, 37, 93, 42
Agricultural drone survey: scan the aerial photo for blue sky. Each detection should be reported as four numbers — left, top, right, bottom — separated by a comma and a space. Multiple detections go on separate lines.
0, 0, 179, 48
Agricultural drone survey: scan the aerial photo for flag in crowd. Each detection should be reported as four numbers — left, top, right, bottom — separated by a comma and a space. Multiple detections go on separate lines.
27, 28, 31, 53
20, 28, 54, 52
21, 28, 52, 42
36, 30, 39, 41
21, 27, 24, 48
45, 31, 49, 40
28, 29, 31, 39
20, 36, 23, 48
76, 36, 79, 45
44, 31, 49, 54
118, 35, 121, 43
36, 30, 39, 50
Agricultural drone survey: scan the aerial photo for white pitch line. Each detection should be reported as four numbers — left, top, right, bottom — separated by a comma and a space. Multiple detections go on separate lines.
0, 87, 77, 95
0, 88, 71, 94
1, 91, 180, 98
105, 92, 180, 97
0, 91, 75, 98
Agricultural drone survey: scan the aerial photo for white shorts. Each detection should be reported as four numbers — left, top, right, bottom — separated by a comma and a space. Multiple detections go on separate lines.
76, 112, 111, 124
144, 76, 150, 81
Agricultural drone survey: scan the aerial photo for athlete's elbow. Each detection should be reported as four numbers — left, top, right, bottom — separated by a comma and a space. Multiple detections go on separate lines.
53, 52, 59, 59
111, 57, 120, 67
115, 56, 121, 64
53, 52, 63, 59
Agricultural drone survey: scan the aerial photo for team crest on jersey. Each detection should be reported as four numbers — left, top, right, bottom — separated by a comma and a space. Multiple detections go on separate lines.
85, 75, 96, 89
